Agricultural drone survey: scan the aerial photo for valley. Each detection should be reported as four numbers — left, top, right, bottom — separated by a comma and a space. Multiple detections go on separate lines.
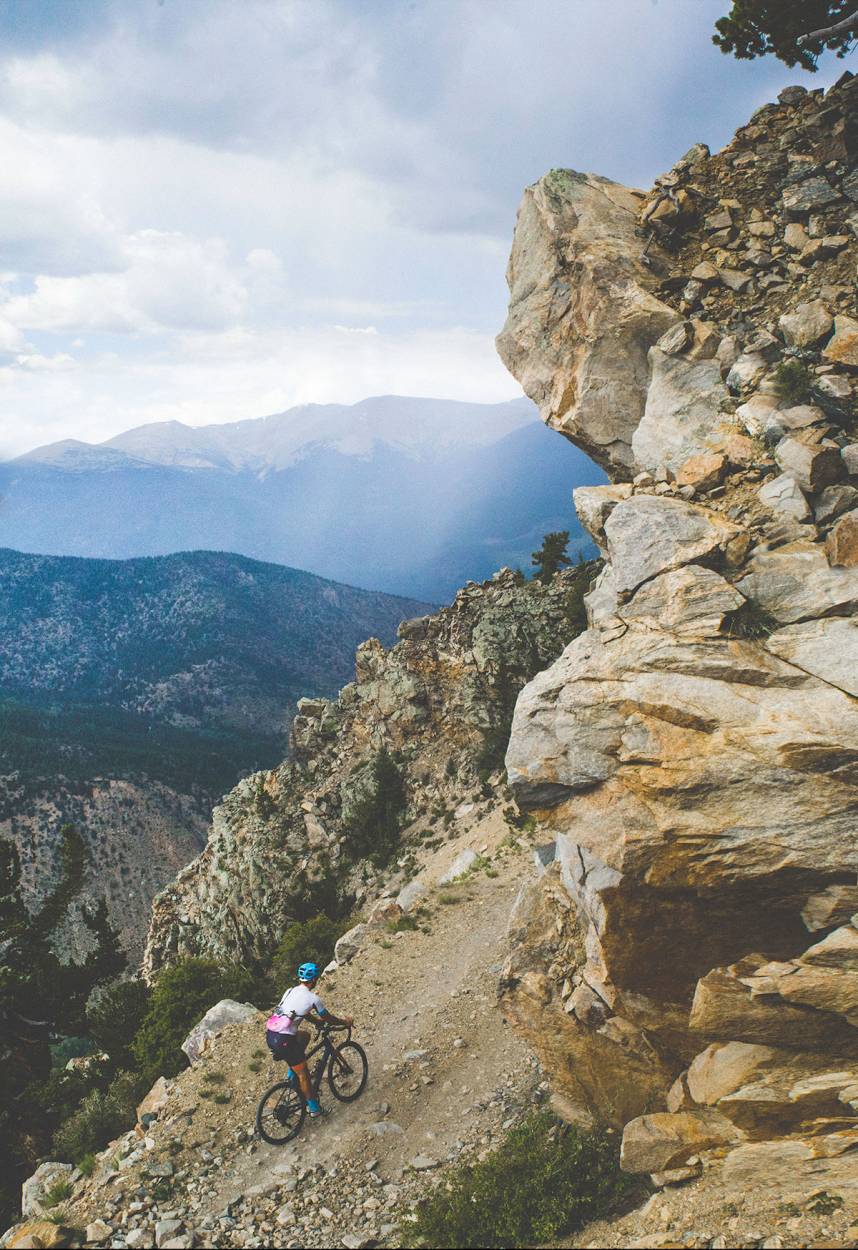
1, 396, 604, 601
0, 547, 429, 960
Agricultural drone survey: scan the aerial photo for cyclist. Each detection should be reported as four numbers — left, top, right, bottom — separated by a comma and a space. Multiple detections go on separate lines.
266, 961, 353, 1118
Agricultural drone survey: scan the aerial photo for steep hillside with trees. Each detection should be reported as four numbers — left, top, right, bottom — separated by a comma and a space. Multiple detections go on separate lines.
0, 548, 429, 957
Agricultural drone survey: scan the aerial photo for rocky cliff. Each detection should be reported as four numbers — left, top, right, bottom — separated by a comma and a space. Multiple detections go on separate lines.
498, 72, 858, 1196
143, 566, 588, 978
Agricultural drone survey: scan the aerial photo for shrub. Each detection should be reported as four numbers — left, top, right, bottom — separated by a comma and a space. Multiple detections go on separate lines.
270, 913, 348, 993
53, 1070, 145, 1165
403, 1112, 636, 1249
27, 1068, 94, 1131
131, 958, 257, 1084
772, 358, 812, 406
87, 978, 150, 1068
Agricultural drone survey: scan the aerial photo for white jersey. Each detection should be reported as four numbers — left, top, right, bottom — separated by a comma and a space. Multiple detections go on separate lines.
268, 983, 326, 1036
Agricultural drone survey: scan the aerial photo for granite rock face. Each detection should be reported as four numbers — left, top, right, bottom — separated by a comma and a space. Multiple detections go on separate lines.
498, 73, 858, 1172
143, 568, 585, 977
496, 170, 677, 479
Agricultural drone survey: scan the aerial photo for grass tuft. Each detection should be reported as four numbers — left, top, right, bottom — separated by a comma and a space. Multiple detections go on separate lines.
43, 1179, 74, 1208
388, 913, 419, 933
722, 600, 778, 640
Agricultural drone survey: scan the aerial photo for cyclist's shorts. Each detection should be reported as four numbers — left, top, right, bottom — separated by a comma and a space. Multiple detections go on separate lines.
266, 1029, 309, 1065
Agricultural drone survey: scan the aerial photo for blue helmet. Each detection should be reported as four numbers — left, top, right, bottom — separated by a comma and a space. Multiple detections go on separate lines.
297, 962, 319, 982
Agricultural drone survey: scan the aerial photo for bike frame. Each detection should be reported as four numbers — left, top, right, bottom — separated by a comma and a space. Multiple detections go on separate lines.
294, 1023, 351, 1095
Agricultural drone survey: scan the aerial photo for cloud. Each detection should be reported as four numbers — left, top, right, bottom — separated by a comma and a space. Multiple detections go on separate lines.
14, 351, 75, 371
0, 0, 853, 454
0, 322, 518, 456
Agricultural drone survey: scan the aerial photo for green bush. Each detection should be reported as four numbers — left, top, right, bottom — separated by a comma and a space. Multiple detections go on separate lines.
772, 358, 813, 406
49, 1036, 93, 1069
403, 1112, 636, 1249
270, 913, 348, 994
131, 958, 257, 1084
27, 1068, 95, 1133
53, 1070, 145, 1164
87, 978, 150, 1068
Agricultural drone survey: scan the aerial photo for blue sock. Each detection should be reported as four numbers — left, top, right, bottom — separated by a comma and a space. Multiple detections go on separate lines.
307, 1098, 320, 1114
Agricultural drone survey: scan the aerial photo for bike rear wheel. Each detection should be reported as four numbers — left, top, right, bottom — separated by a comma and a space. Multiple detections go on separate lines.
327, 1039, 369, 1103
255, 1079, 306, 1144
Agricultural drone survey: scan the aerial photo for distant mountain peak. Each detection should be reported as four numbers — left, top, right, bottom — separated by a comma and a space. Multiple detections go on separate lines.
15, 394, 536, 475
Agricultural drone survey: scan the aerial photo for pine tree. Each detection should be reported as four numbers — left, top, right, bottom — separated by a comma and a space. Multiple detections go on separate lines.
0, 826, 127, 1226
531, 531, 572, 584
714, 2, 858, 71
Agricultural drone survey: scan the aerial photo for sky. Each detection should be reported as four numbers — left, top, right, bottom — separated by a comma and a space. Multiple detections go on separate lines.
0, 0, 854, 458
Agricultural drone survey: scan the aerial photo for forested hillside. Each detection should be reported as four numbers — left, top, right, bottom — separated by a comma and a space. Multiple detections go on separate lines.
0, 547, 429, 956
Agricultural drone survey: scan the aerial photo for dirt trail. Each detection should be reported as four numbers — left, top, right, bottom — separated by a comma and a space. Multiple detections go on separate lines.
60, 807, 548, 1249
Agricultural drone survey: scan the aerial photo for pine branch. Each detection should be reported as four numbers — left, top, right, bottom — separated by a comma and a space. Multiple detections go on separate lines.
797, 7, 858, 46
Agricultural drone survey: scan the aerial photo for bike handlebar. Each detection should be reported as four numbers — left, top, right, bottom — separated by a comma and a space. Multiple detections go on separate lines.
315, 1020, 351, 1038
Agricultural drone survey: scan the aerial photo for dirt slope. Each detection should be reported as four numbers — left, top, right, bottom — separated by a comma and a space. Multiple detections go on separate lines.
53, 806, 548, 1249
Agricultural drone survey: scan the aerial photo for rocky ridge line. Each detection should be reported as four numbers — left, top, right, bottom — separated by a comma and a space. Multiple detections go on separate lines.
497, 72, 858, 1236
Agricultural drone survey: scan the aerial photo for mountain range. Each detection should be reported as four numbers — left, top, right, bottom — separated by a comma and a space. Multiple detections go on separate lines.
0, 546, 428, 956
1, 396, 605, 600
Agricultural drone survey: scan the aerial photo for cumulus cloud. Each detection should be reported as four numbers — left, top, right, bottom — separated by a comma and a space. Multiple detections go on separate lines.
0, 0, 853, 453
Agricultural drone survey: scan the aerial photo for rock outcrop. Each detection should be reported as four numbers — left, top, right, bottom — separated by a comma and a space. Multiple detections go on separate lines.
498, 72, 858, 1190
143, 567, 588, 978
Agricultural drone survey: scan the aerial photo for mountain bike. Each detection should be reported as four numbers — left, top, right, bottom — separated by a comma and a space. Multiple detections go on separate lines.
255, 1023, 368, 1145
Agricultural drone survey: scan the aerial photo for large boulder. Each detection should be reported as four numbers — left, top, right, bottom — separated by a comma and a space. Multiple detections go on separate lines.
620, 1109, 741, 1173
334, 923, 369, 964
6, 1222, 83, 1249
505, 537, 858, 1067
496, 169, 677, 479
438, 849, 479, 885
136, 1075, 172, 1127
735, 542, 858, 623
573, 484, 632, 551
21, 1162, 75, 1220
181, 999, 257, 1065
496, 72, 858, 1188
823, 314, 858, 368
632, 349, 730, 474
603, 496, 744, 596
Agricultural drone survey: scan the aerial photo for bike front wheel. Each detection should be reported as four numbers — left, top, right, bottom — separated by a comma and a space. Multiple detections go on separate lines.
327, 1039, 369, 1102
256, 1079, 306, 1144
